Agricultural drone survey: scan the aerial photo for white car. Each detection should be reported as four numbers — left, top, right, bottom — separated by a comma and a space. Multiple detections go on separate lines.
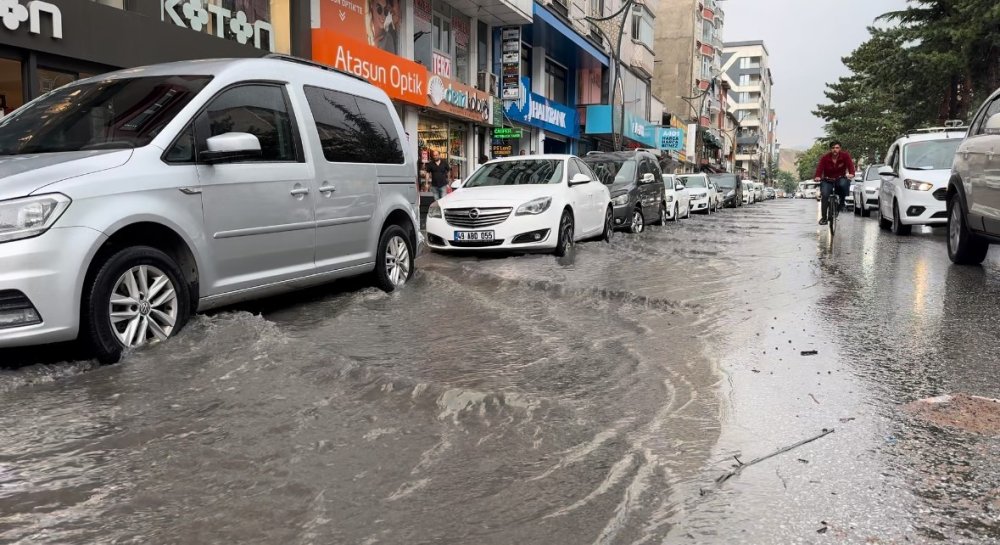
877, 127, 966, 235
678, 173, 714, 214
753, 182, 764, 202
852, 164, 883, 217
708, 180, 722, 210
662, 174, 691, 220
426, 155, 612, 255
742, 181, 755, 204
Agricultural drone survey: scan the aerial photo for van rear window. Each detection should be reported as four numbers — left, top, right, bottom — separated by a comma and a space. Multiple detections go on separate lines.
304, 86, 404, 164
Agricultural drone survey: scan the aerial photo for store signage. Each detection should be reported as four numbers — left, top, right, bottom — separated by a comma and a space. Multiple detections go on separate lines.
504, 78, 578, 138
686, 123, 698, 163
492, 127, 522, 139
659, 128, 684, 151
162, 0, 276, 51
491, 143, 513, 157
0, 0, 62, 39
500, 26, 521, 100
432, 52, 451, 77
427, 75, 492, 122
584, 106, 656, 147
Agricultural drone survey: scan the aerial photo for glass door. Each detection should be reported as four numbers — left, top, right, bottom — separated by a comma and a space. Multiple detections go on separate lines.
0, 57, 23, 119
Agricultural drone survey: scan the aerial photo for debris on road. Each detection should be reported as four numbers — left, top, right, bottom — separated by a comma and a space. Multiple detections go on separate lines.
809, 393, 820, 404
904, 393, 1000, 436
713, 428, 836, 488
801, 350, 818, 356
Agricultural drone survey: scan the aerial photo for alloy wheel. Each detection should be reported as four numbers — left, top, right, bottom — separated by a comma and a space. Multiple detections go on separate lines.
949, 202, 961, 254
385, 235, 411, 287
633, 209, 644, 233
109, 265, 178, 348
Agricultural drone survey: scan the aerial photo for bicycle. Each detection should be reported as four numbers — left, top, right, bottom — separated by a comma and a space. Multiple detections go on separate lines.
820, 178, 843, 237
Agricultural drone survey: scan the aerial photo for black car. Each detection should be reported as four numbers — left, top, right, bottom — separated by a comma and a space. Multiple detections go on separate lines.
709, 173, 743, 208
583, 150, 668, 233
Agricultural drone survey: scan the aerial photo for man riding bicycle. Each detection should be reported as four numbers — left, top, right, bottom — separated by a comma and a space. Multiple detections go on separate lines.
813, 140, 856, 225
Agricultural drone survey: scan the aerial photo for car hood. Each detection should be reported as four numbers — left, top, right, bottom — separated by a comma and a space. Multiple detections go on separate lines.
607, 181, 635, 195
442, 184, 558, 207
0, 150, 134, 200
903, 169, 951, 187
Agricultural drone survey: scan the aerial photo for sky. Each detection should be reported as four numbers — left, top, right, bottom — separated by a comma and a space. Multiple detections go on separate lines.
721, 0, 908, 150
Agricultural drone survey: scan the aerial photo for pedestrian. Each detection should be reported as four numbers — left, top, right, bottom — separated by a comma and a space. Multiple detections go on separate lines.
425, 150, 450, 200
519, 149, 527, 156
479, 154, 489, 165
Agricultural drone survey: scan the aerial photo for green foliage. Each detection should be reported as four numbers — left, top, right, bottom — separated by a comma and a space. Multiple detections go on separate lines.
796, 141, 828, 181
775, 170, 799, 194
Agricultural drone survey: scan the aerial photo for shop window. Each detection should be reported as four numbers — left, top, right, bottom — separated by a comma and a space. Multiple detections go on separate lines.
521, 45, 532, 89
418, 116, 467, 181
304, 86, 403, 164
38, 68, 76, 94
199, 84, 299, 162
0, 58, 23, 118
545, 60, 567, 104
453, 12, 470, 83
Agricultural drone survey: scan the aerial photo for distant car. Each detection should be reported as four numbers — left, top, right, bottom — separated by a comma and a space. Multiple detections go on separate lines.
710, 173, 742, 208
708, 180, 722, 210
678, 173, 714, 214
845, 181, 857, 208
662, 174, 692, 221
753, 182, 764, 202
852, 164, 884, 217
583, 150, 667, 233
794, 190, 803, 198
426, 155, 612, 255
947, 90, 1000, 264
763, 187, 776, 200
878, 127, 966, 235
742, 181, 755, 205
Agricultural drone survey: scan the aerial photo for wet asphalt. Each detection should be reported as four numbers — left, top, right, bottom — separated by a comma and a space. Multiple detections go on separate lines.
0, 199, 998, 544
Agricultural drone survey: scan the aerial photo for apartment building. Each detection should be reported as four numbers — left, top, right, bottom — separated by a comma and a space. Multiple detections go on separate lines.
721, 40, 776, 181
652, 0, 727, 171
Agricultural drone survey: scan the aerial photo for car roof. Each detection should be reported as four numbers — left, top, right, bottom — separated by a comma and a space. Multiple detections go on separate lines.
73, 57, 367, 88
897, 130, 967, 143
486, 154, 575, 163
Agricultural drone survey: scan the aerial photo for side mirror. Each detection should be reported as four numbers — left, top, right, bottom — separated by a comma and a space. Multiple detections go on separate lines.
641, 172, 656, 184
450, 179, 463, 190
201, 132, 262, 164
569, 173, 591, 186
878, 165, 897, 178
675, 183, 686, 191
985, 112, 1000, 135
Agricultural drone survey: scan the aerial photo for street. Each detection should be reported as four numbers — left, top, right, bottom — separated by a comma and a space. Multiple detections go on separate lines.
1, 200, 998, 544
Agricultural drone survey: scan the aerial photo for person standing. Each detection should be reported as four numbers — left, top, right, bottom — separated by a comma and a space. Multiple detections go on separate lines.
425, 150, 450, 200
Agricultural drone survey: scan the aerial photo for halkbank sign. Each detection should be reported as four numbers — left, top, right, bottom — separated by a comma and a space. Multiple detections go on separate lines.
503, 78, 579, 138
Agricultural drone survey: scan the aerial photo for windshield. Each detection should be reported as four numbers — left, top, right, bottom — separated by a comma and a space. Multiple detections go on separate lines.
709, 173, 738, 189
584, 158, 637, 186
866, 166, 884, 180
903, 139, 962, 170
800, 183, 818, 190
0, 75, 212, 155
678, 175, 707, 188
463, 159, 564, 187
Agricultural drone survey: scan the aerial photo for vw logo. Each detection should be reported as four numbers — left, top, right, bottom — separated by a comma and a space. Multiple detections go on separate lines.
468, 209, 480, 219
138, 301, 151, 315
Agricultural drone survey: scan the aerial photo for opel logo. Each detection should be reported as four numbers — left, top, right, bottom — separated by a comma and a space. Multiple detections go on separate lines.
468, 209, 480, 219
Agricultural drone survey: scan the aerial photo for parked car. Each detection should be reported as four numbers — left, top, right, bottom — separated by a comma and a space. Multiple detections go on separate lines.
852, 163, 884, 217
947, 91, 1000, 264
678, 173, 714, 214
753, 182, 764, 202
878, 126, 966, 235
710, 173, 742, 208
742, 181, 756, 205
708, 180, 722, 210
662, 174, 692, 221
764, 187, 776, 200
0, 56, 421, 362
845, 181, 857, 208
583, 150, 667, 233
427, 155, 612, 255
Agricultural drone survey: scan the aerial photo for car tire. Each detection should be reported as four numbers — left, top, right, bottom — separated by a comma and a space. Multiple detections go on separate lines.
854, 200, 862, 216
861, 203, 872, 218
948, 193, 989, 265
82, 246, 191, 364
601, 206, 614, 243
655, 202, 667, 225
672, 203, 679, 222
630, 207, 645, 234
892, 200, 912, 236
685, 204, 692, 219
555, 210, 574, 256
375, 224, 415, 292
878, 202, 892, 230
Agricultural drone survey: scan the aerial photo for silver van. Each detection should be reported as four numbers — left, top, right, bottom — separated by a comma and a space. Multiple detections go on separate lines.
0, 56, 419, 362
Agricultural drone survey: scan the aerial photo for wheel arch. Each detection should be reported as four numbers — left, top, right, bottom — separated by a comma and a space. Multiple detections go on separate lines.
947, 172, 970, 216
380, 206, 418, 252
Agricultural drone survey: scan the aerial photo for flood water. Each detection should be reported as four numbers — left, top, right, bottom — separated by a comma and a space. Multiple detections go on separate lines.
1, 200, 998, 544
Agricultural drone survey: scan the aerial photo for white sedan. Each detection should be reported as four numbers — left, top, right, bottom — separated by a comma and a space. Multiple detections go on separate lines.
426, 155, 613, 256
663, 174, 691, 220
678, 173, 714, 214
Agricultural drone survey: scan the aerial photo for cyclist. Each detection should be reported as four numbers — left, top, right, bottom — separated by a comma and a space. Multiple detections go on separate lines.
813, 140, 856, 225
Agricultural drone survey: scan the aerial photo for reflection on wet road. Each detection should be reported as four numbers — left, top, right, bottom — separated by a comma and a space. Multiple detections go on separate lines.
1, 201, 998, 544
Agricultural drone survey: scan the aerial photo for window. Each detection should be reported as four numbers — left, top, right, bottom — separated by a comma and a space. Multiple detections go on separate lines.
973, 98, 1000, 136
702, 20, 712, 43
305, 86, 403, 164
545, 59, 567, 104
521, 44, 533, 90
621, 69, 648, 119
567, 157, 582, 180
432, 9, 451, 52
165, 125, 196, 163
590, 0, 604, 17
631, 9, 654, 48
903, 139, 962, 170
476, 20, 488, 75
198, 84, 298, 162
454, 12, 470, 83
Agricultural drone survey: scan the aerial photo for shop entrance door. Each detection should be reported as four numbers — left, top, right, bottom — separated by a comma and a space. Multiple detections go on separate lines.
544, 138, 567, 154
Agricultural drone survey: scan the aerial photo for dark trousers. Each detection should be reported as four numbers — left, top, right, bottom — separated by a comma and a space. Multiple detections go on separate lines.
821, 177, 850, 219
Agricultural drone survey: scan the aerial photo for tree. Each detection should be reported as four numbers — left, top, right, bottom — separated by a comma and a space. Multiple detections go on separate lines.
775, 170, 799, 194
796, 141, 828, 181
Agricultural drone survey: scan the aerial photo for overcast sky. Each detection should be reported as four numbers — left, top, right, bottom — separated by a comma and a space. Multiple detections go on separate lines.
721, 0, 908, 150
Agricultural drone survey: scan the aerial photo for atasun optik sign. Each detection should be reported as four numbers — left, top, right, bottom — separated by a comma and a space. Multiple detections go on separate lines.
0, 0, 62, 39
161, 0, 276, 51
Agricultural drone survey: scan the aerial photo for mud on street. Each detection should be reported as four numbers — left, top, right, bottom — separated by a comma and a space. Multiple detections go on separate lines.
1, 200, 998, 544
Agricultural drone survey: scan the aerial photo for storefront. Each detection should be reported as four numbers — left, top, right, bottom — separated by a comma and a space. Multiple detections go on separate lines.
500, 77, 578, 155
0, 0, 307, 112
583, 104, 657, 150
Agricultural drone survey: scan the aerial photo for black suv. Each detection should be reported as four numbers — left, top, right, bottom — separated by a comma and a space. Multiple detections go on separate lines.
709, 173, 743, 208
583, 150, 668, 233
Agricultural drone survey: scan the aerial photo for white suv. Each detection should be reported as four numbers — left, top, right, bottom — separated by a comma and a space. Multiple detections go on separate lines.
877, 126, 966, 235
0, 56, 419, 362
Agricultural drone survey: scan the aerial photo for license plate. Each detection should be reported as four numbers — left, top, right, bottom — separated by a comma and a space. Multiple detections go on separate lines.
454, 230, 495, 241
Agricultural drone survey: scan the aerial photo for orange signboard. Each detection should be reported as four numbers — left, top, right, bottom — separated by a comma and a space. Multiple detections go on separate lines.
318, 0, 404, 56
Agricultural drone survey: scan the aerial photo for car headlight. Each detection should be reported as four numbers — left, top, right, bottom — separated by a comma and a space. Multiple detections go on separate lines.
666, 194, 674, 202
611, 193, 630, 207
427, 201, 442, 219
515, 196, 552, 216
693, 192, 707, 199
0, 194, 72, 244
725, 190, 735, 198
903, 179, 933, 191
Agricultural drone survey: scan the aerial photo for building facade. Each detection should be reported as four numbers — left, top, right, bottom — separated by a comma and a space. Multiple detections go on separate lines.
651, 0, 726, 172
721, 40, 775, 182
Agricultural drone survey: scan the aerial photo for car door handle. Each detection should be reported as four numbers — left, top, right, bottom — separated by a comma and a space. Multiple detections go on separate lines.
319, 184, 336, 193
290, 187, 310, 196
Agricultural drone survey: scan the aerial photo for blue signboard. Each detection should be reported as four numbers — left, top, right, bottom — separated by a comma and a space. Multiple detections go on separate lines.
584, 105, 656, 147
504, 78, 579, 138
659, 128, 685, 151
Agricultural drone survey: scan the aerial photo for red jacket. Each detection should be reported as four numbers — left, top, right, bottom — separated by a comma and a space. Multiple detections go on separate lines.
814, 151, 856, 180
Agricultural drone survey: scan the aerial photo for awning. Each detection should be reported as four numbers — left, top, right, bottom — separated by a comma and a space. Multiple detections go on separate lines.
534, 3, 610, 66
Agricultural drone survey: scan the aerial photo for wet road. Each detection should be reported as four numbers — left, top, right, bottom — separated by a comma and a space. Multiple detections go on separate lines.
1, 200, 998, 544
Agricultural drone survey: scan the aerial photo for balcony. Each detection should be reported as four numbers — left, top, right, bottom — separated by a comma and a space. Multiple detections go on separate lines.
629, 43, 654, 78
699, 42, 714, 57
